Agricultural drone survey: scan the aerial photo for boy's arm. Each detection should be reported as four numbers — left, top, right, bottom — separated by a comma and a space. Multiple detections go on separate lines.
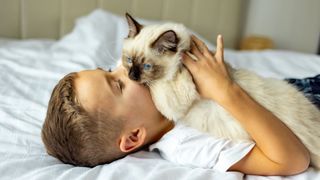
224, 84, 309, 175
182, 35, 310, 176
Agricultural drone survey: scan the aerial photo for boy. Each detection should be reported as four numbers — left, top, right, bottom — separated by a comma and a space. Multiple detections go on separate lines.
41, 35, 310, 175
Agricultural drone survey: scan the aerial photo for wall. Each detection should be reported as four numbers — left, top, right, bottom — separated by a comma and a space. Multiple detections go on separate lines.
0, 0, 246, 49
243, 0, 320, 54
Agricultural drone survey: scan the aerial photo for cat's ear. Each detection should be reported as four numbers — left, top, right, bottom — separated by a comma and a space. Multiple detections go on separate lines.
125, 13, 143, 38
152, 30, 179, 54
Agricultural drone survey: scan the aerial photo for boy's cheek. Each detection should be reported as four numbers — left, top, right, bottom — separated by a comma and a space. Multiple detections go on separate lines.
126, 84, 153, 108
128, 82, 149, 96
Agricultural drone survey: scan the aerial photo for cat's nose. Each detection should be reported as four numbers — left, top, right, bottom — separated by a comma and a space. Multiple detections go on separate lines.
129, 73, 140, 81
129, 68, 140, 81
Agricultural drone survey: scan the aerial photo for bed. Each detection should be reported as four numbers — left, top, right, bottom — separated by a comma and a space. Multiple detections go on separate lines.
1, 6, 320, 180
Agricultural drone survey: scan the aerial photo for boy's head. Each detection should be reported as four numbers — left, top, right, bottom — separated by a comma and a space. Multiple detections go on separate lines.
41, 66, 173, 167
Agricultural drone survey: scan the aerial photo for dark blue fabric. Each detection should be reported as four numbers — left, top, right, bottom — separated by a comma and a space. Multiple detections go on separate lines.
285, 74, 320, 109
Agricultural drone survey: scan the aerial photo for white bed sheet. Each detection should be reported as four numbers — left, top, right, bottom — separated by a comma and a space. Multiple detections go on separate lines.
0, 9, 319, 180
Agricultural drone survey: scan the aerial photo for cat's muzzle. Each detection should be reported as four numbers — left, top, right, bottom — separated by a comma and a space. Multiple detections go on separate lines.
129, 67, 140, 81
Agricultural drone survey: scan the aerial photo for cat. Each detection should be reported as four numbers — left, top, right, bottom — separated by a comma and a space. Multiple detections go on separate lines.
121, 13, 320, 169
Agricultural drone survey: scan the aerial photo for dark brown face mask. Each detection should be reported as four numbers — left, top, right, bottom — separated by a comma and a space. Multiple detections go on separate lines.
129, 65, 141, 81
123, 13, 180, 86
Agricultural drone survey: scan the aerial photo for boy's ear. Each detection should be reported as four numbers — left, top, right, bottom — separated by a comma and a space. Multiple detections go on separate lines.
119, 127, 147, 153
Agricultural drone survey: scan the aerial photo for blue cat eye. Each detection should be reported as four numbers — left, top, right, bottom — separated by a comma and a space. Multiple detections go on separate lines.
127, 57, 133, 64
143, 63, 152, 70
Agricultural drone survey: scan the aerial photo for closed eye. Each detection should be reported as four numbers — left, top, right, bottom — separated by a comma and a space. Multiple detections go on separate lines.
116, 79, 124, 93
104, 75, 122, 95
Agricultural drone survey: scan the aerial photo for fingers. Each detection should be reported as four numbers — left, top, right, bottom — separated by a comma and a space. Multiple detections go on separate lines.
191, 35, 211, 58
181, 52, 197, 73
215, 34, 224, 63
190, 41, 203, 59
209, 50, 215, 57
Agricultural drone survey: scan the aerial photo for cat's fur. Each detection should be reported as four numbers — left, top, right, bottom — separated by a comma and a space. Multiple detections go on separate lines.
121, 13, 320, 169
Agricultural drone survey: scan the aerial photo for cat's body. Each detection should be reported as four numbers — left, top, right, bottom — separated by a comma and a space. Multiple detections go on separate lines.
122, 13, 320, 169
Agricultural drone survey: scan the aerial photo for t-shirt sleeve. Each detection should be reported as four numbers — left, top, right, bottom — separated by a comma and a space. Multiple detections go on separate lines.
149, 123, 255, 172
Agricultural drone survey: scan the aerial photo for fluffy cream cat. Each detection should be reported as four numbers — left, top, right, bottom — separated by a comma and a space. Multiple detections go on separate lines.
121, 13, 320, 169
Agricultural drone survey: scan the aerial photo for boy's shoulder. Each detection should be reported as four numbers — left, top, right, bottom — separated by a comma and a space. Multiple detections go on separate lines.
148, 122, 255, 172
153, 122, 208, 142
149, 122, 215, 153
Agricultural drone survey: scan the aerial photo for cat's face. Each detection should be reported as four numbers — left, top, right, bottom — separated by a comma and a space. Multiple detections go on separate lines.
122, 49, 166, 84
122, 13, 191, 85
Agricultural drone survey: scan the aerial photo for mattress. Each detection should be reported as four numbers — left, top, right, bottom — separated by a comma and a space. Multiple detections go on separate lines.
0, 9, 319, 180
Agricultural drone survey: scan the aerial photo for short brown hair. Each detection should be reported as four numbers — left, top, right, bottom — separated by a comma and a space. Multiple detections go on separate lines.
41, 72, 126, 167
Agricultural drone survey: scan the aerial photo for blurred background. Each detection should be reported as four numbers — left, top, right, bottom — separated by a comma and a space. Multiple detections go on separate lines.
0, 0, 319, 54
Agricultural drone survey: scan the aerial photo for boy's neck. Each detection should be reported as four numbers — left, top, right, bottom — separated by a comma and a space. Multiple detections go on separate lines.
149, 118, 174, 144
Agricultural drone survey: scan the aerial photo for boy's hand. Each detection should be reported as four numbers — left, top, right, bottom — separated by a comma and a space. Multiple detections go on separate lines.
182, 35, 234, 104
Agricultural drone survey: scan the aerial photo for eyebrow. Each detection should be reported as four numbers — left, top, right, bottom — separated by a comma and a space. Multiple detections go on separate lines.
97, 68, 118, 96
106, 76, 116, 97
96, 67, 112, 72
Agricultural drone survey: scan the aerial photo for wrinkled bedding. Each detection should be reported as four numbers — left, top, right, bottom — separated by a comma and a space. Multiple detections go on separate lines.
0, 9, 320, 180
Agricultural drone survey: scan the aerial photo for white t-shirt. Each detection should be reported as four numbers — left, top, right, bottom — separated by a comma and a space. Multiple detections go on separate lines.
149, 123, 255, 172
